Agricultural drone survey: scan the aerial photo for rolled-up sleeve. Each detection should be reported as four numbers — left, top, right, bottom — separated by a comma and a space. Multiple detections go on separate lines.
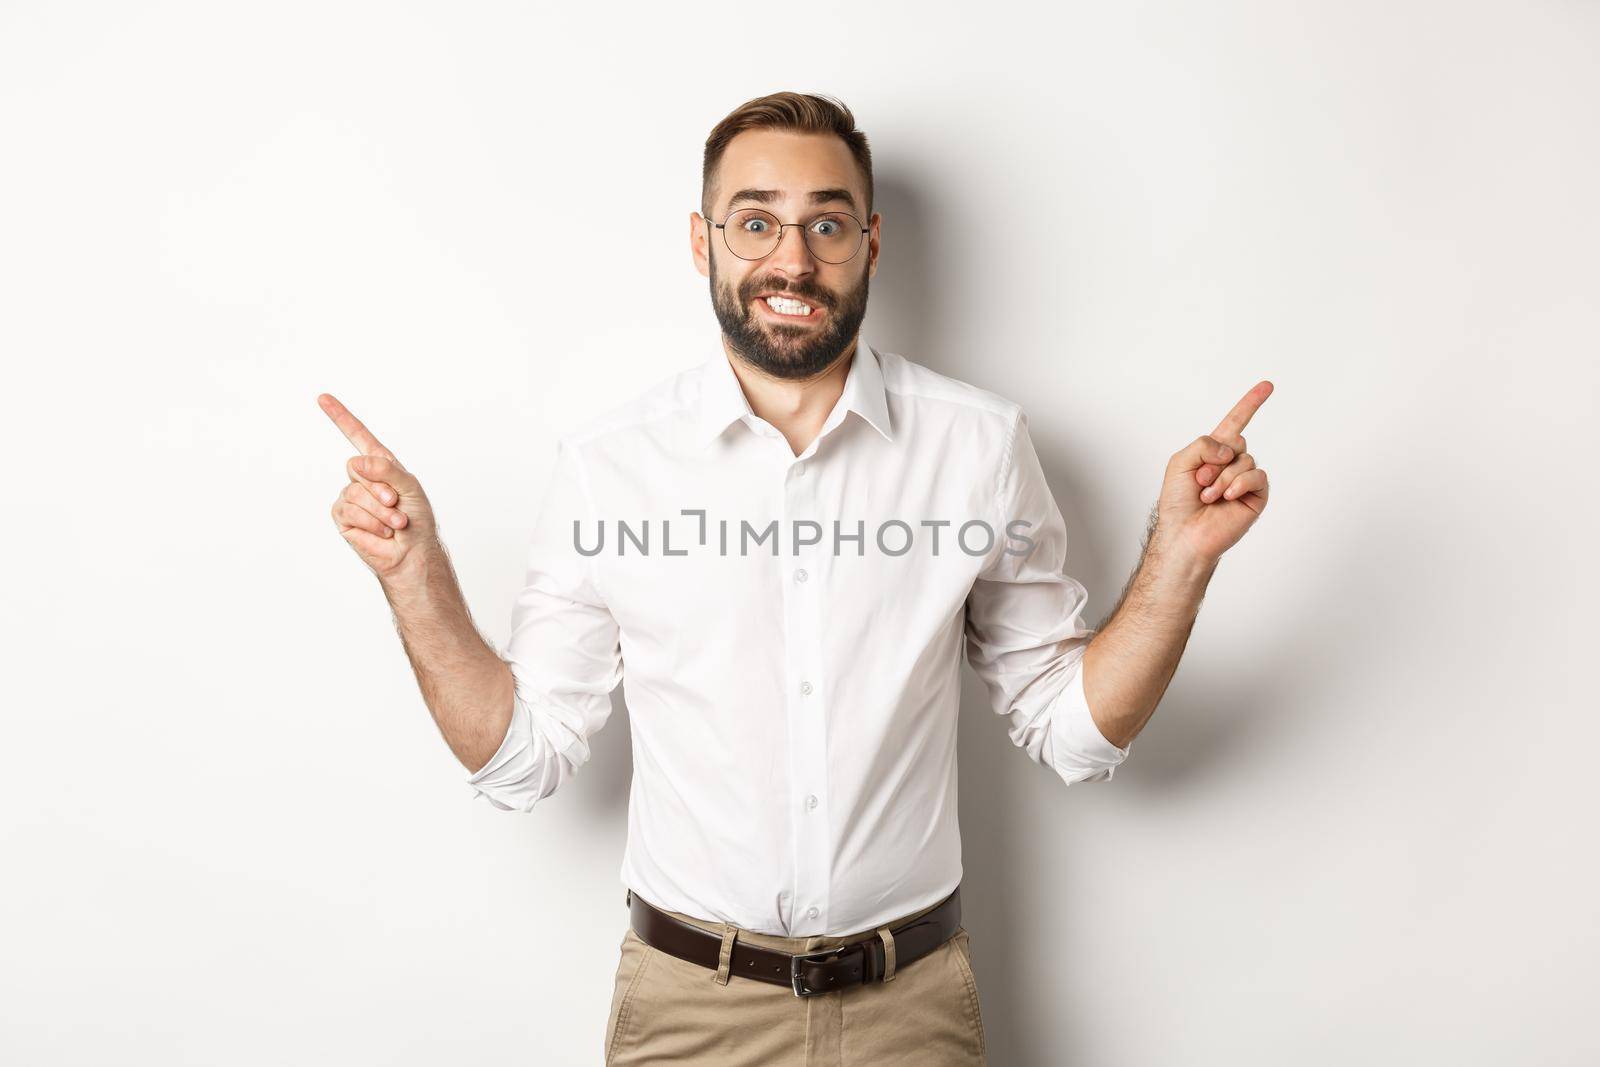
963, 408, 1131, 786
467, 436, 623, 812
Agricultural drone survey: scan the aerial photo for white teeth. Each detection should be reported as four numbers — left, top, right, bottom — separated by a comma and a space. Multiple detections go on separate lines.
764, 295, 813, 316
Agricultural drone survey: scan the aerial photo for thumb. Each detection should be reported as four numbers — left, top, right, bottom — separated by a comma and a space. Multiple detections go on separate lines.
1172, 434, 1235, 474
349, 452, 421, 494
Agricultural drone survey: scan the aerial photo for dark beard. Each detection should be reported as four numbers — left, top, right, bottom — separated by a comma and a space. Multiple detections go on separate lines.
709, 255, 870, 381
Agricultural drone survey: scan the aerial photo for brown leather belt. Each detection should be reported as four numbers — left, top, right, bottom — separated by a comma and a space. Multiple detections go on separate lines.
627, 885, 962, 997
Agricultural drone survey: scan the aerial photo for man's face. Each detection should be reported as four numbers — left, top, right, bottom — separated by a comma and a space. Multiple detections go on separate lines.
691, 129, 881, 381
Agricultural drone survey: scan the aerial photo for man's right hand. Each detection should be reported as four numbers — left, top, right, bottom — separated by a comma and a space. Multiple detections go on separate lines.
319, 392, 440, 580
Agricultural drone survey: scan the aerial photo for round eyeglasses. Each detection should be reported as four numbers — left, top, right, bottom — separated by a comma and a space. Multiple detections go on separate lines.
710, 208, 869, 264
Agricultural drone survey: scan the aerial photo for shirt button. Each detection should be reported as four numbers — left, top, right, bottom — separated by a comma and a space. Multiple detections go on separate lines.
794, 568, 808, 584
806, 906, 819, 919
806, 793, 818, 809
800, 680, 813, 696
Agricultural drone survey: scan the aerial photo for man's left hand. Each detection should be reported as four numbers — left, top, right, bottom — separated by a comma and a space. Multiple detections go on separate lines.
1156, 380, 1274, 566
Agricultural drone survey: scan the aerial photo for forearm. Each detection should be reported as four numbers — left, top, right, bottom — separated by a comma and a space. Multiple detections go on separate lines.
1081, 515, 1218, 749
378, 539, 516, 774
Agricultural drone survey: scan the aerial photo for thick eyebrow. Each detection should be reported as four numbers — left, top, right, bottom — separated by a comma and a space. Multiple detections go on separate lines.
725, 187, 860, 215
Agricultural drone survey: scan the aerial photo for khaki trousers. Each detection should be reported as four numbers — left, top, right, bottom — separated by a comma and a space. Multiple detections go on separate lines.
604, 891, 987, 1066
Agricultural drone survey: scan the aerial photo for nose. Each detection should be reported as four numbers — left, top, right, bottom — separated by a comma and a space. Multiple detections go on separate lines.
765, 221, 817, 278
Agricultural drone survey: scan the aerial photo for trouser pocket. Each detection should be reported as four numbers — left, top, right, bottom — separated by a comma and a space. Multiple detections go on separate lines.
604, 929, 652, 1064
949, 926, 987, 1061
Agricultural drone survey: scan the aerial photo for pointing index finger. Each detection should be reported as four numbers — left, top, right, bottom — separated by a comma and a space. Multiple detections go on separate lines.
1212, 380, 1274, 440
317, 393, 396, 459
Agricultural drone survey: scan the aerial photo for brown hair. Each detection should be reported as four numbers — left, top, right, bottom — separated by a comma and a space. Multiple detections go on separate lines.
702, 91, 874, 221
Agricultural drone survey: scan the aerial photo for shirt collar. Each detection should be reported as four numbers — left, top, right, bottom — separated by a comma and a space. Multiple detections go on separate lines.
695, 337, 894, 450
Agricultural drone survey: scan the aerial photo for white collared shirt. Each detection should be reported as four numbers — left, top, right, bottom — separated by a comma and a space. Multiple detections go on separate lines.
467, 337, 1131, 936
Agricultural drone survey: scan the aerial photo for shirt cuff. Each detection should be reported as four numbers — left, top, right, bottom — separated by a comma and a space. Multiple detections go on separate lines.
464, 697, 546, 812
1047, 661, 1132, 785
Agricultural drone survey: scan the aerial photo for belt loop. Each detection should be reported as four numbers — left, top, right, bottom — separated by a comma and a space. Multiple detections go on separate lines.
876, 925, 896, 982
713, 923, 738, 985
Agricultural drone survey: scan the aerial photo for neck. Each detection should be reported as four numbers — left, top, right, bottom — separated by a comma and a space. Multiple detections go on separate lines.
722, 335, 859, 456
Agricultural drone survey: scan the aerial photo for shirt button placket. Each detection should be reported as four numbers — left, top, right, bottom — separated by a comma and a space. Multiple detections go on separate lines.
785, 452, 827, 933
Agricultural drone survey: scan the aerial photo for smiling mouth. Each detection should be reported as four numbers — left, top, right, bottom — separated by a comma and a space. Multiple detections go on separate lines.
753, 294, 825, 322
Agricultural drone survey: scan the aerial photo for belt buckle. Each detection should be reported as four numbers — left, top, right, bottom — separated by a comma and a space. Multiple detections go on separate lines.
790, 945, 852, 997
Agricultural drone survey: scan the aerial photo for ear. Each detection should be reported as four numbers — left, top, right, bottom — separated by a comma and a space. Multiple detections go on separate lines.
690, 210, 711, 278
867, 211, 881, 279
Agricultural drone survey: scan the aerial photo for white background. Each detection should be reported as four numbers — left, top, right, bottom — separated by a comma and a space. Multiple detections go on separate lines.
3, 2, 1596, 1064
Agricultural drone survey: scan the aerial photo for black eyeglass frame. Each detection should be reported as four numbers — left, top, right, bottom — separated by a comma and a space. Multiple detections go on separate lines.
707, 207, 870, 264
